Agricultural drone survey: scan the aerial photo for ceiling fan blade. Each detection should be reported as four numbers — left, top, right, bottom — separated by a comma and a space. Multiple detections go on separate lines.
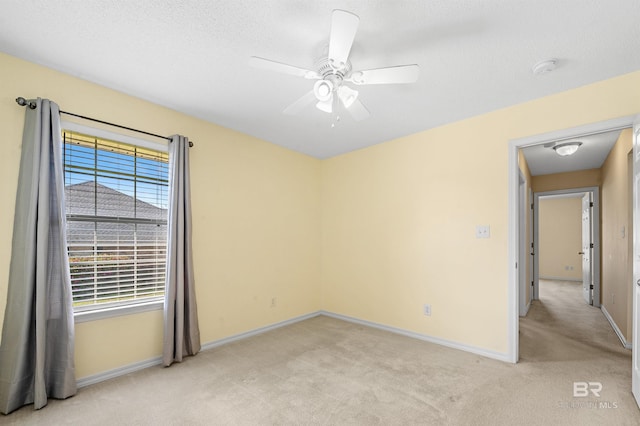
249, 56, 319, 79
347, 98, 370, 121
328, 10, 359, 70
283, 90, 317, 115
348, 64, 419, 85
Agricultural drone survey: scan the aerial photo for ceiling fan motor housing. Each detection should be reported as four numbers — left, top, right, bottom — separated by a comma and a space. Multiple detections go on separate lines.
313, 56, 353, 101
316, 57, 352, 79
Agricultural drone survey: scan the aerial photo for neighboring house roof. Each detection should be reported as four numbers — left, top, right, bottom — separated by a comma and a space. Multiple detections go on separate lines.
66, 181, 166, 220
65, 181, 167, 246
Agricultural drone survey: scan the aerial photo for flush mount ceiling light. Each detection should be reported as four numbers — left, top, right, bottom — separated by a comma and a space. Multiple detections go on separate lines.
553, 141, 582, 156
532, 58, 558, 75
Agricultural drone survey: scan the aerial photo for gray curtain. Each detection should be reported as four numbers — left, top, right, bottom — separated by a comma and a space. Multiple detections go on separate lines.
163, 135, 200, 366
0, 98, 76, 414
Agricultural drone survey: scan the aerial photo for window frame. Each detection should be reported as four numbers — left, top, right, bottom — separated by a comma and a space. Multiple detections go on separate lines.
62, 121, 169, 323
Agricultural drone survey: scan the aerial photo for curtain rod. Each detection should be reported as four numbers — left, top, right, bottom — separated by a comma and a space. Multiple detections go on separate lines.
15, 97, 194, 147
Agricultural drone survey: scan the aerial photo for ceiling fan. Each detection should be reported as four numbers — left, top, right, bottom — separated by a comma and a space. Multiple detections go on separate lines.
249, 9, 420, 121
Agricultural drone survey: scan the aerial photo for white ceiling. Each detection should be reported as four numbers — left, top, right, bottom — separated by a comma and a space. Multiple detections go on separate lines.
520, 130, 621, 176
1, 1, 639, 159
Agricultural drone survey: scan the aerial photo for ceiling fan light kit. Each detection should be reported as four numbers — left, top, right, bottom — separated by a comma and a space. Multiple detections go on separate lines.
250, 9, 420, 122
338, 85, 358, 109
314, 80, 333, 102
553, 141, 582, 156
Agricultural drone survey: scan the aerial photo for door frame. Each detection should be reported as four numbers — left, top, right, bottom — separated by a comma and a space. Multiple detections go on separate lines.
518, 170, 529, 316
507, 115, 635, 363
532, 188, 600, 307
632, 117, 640, 407
528, 187, 534, 308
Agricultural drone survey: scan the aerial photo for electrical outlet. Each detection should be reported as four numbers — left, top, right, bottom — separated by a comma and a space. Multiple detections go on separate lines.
475, 225, 490, 239
423, 304, 431, 316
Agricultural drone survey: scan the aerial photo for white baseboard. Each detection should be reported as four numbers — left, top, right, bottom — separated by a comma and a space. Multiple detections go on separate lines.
77, 309, 513, 388
600, 305, 632, 350
200, 311, 321, 351
319, 310, 512, 363
539, 276, 581, 282
519, 300, 531, 317
76, 311, 322, 388
77, 356, 163, 388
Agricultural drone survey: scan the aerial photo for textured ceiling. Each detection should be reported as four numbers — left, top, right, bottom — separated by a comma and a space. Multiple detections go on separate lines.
521, 130, 621, 176
1, 1, 639, 159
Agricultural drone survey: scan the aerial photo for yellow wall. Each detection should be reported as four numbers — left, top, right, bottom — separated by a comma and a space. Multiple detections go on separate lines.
321, 71, 640, 355
532, 169, 601, 193
1, 50, 640, 377
601, 129, 633, 341
538, 197, 583, 280
0, 52, 322, 378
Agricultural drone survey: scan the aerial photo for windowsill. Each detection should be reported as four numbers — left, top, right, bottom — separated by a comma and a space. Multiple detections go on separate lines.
74, 300, 164, 323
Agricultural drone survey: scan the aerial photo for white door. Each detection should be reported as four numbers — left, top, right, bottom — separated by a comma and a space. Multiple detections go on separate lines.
632, 117, 640, 408
581, 193, 593, 305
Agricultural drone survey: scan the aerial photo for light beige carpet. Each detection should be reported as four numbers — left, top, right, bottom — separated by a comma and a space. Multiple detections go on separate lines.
4, 280, 639, 425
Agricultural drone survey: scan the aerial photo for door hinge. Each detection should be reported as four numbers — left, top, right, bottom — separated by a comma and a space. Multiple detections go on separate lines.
590, 284, 594, 289
590, 243, 594, 248
531, 203, 534, 210
590, 201, 594, 207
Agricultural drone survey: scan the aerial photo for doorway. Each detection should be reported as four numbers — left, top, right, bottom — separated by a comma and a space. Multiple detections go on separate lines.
508, 115, 635, 363
532, 188, 600, 308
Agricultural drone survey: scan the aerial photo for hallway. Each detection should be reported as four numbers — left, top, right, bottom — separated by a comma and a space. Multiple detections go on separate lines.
517, 279, 635, 422
520, 279, 628, 362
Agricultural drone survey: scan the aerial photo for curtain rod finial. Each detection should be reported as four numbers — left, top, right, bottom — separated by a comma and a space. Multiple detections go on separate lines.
16, 97, 36, 109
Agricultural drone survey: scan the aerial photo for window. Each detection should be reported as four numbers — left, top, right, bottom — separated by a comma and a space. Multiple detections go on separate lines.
62, 128, 169, 318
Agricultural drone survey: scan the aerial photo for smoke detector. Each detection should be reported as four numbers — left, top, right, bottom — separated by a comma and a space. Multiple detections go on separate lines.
532, 59, 558, 75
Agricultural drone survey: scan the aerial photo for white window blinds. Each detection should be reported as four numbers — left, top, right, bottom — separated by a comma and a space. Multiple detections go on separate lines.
63, 130, 169, 310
